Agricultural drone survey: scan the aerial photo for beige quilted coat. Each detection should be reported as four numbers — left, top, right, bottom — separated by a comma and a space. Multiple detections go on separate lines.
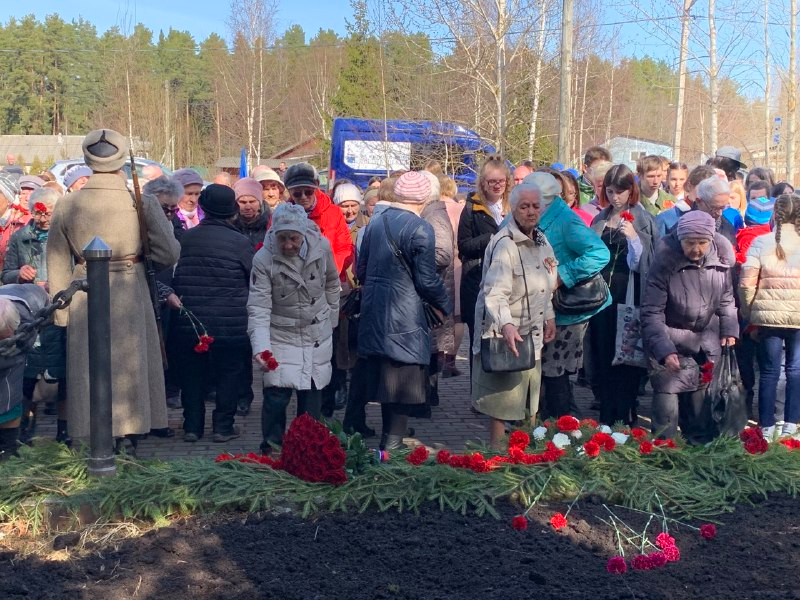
47, 172, 180, 438
739, 226, 800, 327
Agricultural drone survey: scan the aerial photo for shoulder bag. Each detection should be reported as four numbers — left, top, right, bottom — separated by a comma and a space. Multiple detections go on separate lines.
383, 216, 445, 330
479, 236, 537, 373
552, 272, 609, 315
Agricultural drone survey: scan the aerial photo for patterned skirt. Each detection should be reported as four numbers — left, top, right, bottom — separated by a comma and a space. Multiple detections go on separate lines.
540, 322, 589, 378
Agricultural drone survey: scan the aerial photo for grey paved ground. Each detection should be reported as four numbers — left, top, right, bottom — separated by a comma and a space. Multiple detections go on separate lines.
27, 339, 766, 460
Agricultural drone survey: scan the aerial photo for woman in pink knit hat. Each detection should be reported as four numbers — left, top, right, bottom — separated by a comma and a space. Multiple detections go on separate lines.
356, 171, 451, 450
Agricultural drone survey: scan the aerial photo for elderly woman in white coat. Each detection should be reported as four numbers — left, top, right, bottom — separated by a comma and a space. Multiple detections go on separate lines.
472, 181, 558, 449
247, 203, 341, 452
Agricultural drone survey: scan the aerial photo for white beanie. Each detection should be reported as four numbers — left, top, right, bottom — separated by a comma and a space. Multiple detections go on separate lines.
522, 172, 561, 209
333, 183, 362, 205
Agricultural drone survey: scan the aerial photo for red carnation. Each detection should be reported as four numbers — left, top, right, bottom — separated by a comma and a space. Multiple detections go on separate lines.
512, 515, 528, 531
639, 441, 654, 455
631, 554, 653, 571
606, 556, 627, 574
583, 441, 600, 457
508, 430, 530, 450
591, 432, 616, 452
469, 452, 491, 473
656, 532, 675, 549
215, 453, 234, 462
255, 242, 264, 251
647, 552, 668, 568
700, 524, 717, 540
550, 513, 568, 530
663, 545, 681, 562
653, 438, 677, 448
199, 334, 214, 345
259, 350, 280, 371
436, 449, 451, 464
700, 361, 714, 373
744, 438, 769, 455
33, 202, 48, 214
406, 445, 429, 466
556, 415, 580, 432
194, 342, 209, 353
579, 418, 599, 429
620, 211, 635, 222
630, 427, 648, 440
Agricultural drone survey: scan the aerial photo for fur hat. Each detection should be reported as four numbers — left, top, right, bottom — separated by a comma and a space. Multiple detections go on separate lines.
271, 202, 308, 234
82, 129, 129, 173
199, 184, 237, 218
393, 171, 431, 204
233, 177, 263, 201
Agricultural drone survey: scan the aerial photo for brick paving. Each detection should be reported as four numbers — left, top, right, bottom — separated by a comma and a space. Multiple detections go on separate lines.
25, 339, 767, 461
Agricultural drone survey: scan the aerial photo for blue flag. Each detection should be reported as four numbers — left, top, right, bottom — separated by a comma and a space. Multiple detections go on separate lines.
239, 147, 247, 179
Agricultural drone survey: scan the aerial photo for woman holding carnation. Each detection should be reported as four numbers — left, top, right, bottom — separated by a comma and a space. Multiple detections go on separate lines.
248, 203, 341, 453
641, 211, 738, 442
471, 181, 557, 449
589, 164, 656, 426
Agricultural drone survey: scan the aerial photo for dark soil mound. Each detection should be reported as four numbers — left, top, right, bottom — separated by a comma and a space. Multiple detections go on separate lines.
3, 496, 800, 599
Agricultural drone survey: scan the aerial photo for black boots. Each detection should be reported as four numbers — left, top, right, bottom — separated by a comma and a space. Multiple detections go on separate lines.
0, 428, 19, 461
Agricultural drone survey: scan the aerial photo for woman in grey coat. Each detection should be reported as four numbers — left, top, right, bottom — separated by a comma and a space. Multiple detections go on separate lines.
641, 211, 738, 443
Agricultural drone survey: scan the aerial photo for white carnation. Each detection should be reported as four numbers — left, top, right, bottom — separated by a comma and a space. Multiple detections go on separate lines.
532, 426, 548, 440
571, 429, 583, 440
599, 425, 612, 434
611, 432, 629, 445
552, 433, 571, 449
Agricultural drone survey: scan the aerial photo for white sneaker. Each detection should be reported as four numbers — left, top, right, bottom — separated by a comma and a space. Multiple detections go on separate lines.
781, 422, 798, 437
761, 426, 776, 441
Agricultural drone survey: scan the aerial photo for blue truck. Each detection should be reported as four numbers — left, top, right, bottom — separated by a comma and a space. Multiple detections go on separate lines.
328, 118, 496, 192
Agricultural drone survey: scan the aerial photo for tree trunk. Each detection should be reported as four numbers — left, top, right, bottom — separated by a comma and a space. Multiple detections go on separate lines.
558, 0, 574, 163
708, 0, 718, 155
673, 0, 693, 161
788, 0, 797, 182
527, 0, 548, 162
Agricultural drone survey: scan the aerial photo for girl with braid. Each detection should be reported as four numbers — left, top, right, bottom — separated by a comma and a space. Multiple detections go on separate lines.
739, 193, 800, 440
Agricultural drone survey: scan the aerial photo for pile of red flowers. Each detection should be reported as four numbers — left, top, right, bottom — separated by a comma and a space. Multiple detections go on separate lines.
780, 438, 800, 450
740, 427, 769, 455
411, 431, 564, 473
215, 414, 347, 485
583, 431, 616, 457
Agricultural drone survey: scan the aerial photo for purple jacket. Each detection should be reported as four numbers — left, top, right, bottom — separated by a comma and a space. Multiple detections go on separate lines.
641, 232, 739, 394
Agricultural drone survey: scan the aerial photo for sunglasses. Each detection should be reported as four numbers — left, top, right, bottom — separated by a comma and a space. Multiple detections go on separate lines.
291, 189, 316, 199
161, 205, 178, 216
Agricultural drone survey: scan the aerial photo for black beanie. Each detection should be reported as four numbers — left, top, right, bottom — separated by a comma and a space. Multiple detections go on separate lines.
199, 184, 237, 218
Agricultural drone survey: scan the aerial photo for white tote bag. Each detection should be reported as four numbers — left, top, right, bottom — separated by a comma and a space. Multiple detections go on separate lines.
612, 270, 647, 368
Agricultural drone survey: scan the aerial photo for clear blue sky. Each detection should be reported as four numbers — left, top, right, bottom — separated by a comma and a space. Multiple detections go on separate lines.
0, 0, 352, 42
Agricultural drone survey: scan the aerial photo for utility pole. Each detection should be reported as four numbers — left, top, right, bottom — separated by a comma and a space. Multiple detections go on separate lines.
765, 0, 771, 166
788, 0, 797, 182
708, 0, 719, 155
673, 0, 694, 161
558, 0, 574, 164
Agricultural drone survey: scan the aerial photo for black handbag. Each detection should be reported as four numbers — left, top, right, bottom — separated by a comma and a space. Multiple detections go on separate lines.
341, 288, 362, 320
382, 216, 445, 330
479, 237, 537, 373
552, 272, 610, 316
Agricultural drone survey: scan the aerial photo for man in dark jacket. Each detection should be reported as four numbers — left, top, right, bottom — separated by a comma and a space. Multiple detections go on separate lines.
171, 185, 255, 443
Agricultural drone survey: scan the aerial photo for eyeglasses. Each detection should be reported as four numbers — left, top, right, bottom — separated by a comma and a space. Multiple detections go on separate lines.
485, 178, 507, 187
33, 210, 51, 218
161, 205, 178, 216
291, 189, 316, 199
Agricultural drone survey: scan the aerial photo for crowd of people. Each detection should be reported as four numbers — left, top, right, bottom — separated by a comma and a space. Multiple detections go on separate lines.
0, 128, 797, 460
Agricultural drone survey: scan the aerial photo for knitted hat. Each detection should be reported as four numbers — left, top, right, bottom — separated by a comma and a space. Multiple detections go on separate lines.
18, 175, 45, 191
677, 211, 716, 241
333, 182, 362, 205
0, 173, 18, 202
63, 166, 92, 190
173, 168, 204, 189
199, 184, 237, 218
420, 171, 441, 203
271, 202, 308, 234
252, 167, 285, 189
362, 188, 379, 204
233, 177, 263, 201
283, 163, 318, 189
745, 195, 775, 226
82, 129, 128, 173
393, 171, 431, 204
